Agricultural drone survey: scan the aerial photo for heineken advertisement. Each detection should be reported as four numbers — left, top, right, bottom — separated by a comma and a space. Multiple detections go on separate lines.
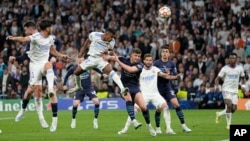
0, 98, 200, 112
0, 99, 50, 112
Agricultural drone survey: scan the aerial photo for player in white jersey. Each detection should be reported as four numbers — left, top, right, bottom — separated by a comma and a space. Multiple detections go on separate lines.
69, 28, 128, 95
6, 20, 70, 132
9, 21, 49, 128
215, 53, 245, 129
118, 54, 180, 135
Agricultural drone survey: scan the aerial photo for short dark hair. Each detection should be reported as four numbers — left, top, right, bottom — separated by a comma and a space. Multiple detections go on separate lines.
143, 53, 152, 60
161, 45, 169, 50
131, 48, 141, 54
39, 20, 53, 30
24, 21, 36, 29
105, 28, 116, 35
229, 52, 237, 58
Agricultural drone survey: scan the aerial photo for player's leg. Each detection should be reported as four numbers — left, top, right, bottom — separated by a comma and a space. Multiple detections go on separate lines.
33, 85, 49, 128
89, 91, 100, 129
152, 95, 163, 134
134, 93, 156, 136
118, 104, 141, 135
168, 90, 191, 133
215, 105, 227, 123
15, 86, 33, 122
121, 93, 142, 129
49, 85, 58, 132
43, 62, 58, 132
102, 62, 128, 96
225, 93, 237, 129
44, 62, 55, 96
71, 57, 97, 93
71, 91, 84, 128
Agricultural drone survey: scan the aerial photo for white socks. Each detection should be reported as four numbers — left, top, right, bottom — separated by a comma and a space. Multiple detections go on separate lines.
35, 98, 45, 119
163, 107, 171, 130
46, 69, 55, 91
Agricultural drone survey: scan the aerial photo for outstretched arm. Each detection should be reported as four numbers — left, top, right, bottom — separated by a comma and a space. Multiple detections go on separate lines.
158, 72, 181, 80
50, 46, 70, 59
63, 65, 77, 85
78, 39, 91, 58
6, 36, 30, 43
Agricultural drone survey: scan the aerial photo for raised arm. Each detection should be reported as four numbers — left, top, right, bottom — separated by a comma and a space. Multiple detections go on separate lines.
78, 39, 91, 58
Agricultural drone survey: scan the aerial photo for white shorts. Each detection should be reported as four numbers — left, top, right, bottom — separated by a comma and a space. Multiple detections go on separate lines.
29, 61, 46, 85
222, 91, 238, 105
143, 93, 166, 109
79, 56, 108, 71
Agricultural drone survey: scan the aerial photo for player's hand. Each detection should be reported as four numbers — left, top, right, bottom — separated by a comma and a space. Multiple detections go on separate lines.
61, 54, 70, 60
9, 56, 16, 63
62, 85, 68, 91
50, 56, 57, 63
6, 36, 15, 40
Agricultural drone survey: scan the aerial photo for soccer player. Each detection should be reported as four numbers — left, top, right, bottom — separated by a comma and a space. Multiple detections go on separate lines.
153, 46, 191, 134
69, 29, 142, 130
9, 21, 62, 129
63, 57, 103, 129
6, 20, 70, 132
69, 28, 128, 96
108, 48, 156, 136
117, 54, 181, 135
215, 53, 245, 129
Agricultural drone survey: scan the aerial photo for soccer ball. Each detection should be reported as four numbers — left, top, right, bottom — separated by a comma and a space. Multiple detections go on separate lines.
158, 6, 171, 18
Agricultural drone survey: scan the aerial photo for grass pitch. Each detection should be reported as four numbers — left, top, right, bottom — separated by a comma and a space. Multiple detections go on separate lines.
0, 109, 249, 141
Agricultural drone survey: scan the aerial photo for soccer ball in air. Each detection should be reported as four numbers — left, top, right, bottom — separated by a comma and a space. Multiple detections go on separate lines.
158, 6, 171, 18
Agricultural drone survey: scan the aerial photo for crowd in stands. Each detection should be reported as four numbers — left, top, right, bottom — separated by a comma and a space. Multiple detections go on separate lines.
0, 0, 250, 109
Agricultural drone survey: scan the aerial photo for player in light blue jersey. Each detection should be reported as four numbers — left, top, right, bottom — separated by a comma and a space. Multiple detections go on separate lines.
63, 57, 104, 129
6, 20, 70, 132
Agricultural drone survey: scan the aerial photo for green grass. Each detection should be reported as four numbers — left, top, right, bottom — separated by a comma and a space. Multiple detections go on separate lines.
0, 109, 249, 141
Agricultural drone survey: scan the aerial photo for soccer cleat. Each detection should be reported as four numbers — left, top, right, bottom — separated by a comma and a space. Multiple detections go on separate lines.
155, 127, 162, 134
146, 124, 157, 136
182, 124, 192, 133
93, 118, 98, 129
132, 119, 142, 130
166, 128, 176, 135
226, 125, 230, 130
71, 119, 76, 129
117, 128, 128, 135
121, 87, 129, 96
39, 118, 49, 128
15, 109, 26, 122
215, 112, 220, 124
68, 86, 83, 94
50, 117, 58, 132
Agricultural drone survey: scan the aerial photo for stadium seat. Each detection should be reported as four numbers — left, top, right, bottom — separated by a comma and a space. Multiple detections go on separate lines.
97, 91, 109, 98
238, 89, 244, 99
177, 90, 188, 100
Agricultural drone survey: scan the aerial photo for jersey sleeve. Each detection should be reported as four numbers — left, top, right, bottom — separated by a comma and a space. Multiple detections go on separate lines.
218, 66, 226, 78
172, 62, 178, 75
154, 66, 161, 73
89, 32, 95, 41
135, 62, 143, 71
240, 67, 245, 77
108, 39, 115, 49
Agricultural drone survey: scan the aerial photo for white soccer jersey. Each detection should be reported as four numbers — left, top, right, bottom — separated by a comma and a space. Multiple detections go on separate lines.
27, 33, 55, 62
218, 65, 245, 93
87, 32, 115, 56
140, 66, 161, 95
